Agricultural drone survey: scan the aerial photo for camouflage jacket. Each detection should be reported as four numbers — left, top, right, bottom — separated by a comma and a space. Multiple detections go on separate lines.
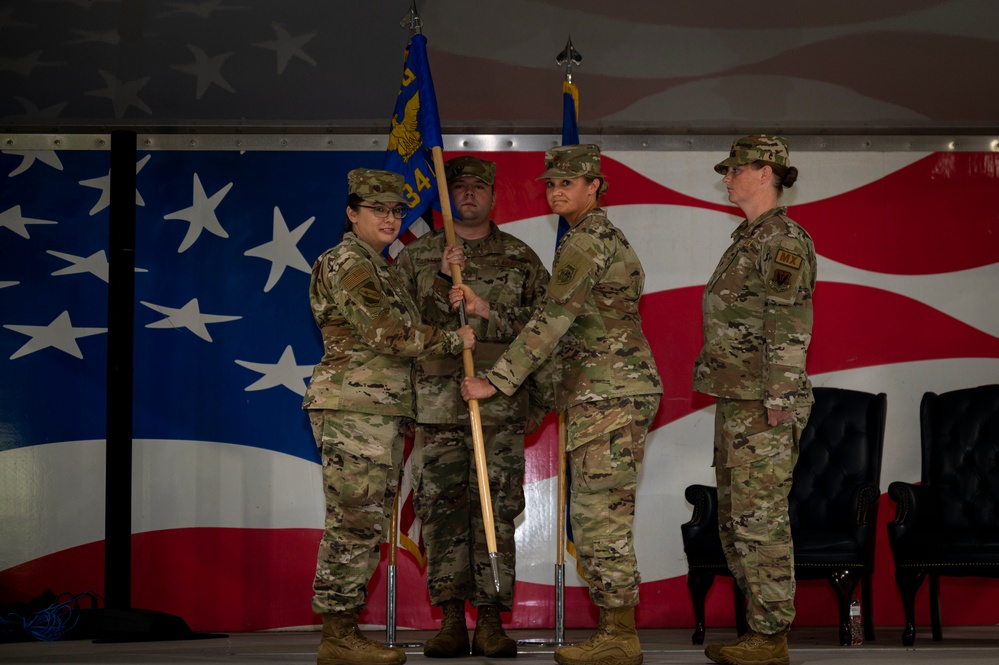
302, 232, 464, 417
485, 208, 663, 409
393, 222, 553, 425
693, 207, 817, 410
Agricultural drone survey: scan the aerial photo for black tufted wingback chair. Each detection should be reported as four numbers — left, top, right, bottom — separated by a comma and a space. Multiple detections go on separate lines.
682, 387, 887, 646
887, 384, 999, 646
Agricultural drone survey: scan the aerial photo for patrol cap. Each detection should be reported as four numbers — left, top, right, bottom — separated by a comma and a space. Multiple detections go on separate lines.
537, 144, 608, 195
346, 168, 409, 205
714, 135, 790, 175
445, 155, 496, 186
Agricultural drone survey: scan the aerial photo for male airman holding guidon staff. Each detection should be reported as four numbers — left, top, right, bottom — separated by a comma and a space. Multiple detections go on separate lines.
395, 155, 553, 658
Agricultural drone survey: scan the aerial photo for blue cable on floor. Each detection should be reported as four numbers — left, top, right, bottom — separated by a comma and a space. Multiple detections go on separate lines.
0, 591, 91, 642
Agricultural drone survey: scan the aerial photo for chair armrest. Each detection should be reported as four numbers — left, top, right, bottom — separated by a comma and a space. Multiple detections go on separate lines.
850, 482, 882, 526
887, 481, 926, 527
681, 484, 721, 554
684, 484, 718, 528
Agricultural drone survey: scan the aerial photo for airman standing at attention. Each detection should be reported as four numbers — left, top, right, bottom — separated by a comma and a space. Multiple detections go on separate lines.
694, 135, 817, 665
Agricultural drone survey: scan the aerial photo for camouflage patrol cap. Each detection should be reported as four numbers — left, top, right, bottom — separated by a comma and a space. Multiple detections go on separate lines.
714, 135, 791, 175
346, 168, 409, 205
537, 144, 608, 195
445, 155, 496, 186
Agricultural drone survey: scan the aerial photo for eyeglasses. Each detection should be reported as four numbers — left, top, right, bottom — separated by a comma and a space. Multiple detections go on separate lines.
356, 204, 408, 220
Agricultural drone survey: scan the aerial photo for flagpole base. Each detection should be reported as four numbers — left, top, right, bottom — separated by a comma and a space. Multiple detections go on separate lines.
382, 564, 422, 648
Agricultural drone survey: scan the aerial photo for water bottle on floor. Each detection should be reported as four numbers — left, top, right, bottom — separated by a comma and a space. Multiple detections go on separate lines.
849, 596, 863, 645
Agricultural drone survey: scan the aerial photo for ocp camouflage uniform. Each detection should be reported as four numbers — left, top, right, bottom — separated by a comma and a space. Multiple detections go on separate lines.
304, 230, 464, 616
485, 206, 663, 609
693, 205, 817, 635
393, 222, 551, 609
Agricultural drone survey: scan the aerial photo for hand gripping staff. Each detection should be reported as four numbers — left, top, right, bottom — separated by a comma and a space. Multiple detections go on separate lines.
431, 144, 502, 594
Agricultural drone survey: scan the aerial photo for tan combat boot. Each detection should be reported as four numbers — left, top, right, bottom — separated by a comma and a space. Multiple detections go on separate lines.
472, 604, 517, 657
423, 599, 469, 658
317, 611, 406, 665
704, 630, 752, 663
714, 630, 789, 665
554, 606, 643, 665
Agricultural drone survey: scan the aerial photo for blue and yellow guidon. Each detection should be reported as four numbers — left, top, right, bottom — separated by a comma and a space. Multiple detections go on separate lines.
384, 34, 442, 226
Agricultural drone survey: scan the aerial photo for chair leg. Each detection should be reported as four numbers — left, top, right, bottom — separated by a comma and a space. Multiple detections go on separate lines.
895, 568, 926, 646
687, 570, 716, 645
862, 571, 875, 641
929, 574, 942, 642
734, 583, 748, 636
828, 569, 861, 646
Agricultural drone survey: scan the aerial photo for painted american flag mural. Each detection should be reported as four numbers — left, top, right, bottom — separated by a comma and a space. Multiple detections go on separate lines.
2, 142, 998, 634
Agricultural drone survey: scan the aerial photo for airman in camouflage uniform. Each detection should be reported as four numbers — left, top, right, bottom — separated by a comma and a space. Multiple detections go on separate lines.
693, 136, 817, 665
304, 168, 473, 665
393, 156, 552, 658
459, 145, 662, 665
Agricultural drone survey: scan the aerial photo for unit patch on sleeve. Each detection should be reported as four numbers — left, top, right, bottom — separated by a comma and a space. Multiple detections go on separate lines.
549, 245, 593, 303
769, 268, 793, 292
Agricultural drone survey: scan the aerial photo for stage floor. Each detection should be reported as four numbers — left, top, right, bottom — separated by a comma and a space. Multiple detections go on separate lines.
4, 625, 999, 664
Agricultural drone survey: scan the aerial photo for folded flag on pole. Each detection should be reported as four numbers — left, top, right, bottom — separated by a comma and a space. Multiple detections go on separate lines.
557, 67, 587, 581
557, 79, 579, 243
384, 32, 444, 258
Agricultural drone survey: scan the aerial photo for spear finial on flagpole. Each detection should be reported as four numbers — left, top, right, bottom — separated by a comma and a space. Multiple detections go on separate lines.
556, 35, 582, 84
400, 0, 423, 36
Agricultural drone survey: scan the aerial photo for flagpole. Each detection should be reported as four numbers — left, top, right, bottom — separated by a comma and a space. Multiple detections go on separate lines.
430, 144, 503, 594
555, 410, 568, 644
555, 36, 581, 645
385, 490, 422, 648
395, 1, 502, 596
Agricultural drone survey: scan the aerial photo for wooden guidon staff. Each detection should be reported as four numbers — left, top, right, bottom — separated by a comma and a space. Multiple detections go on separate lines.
430, 145, 502, 594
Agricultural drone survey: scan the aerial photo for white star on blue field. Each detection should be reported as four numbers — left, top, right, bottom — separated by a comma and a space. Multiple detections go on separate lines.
0, 147, 384, 459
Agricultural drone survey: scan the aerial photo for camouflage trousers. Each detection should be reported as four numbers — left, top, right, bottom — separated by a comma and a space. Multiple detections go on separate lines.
713, 398, 810, 635
566, 394, 658, 609
412, 422, 526, 609
309, 409, 406, 615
